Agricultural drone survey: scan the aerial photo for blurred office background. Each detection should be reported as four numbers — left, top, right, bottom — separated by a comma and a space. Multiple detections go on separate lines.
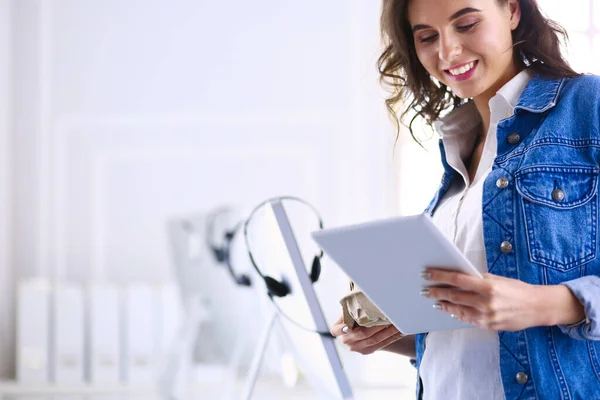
0, 0, 598, 399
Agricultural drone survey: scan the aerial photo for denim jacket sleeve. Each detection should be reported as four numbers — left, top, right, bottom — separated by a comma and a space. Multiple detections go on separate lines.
558, 275, 600, 340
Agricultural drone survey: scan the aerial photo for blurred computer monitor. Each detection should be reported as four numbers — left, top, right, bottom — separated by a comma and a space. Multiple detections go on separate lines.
244, 199, 353, 399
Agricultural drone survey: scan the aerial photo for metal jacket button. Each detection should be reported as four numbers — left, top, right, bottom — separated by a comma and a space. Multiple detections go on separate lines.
500, 241, 513, 254
496, 177, 509, 189
552, 189, 565, 202
516, 371, 528, 384
507, 132, 521, 145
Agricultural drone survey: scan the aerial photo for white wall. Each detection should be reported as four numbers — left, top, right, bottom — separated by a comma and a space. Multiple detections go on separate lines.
0, 0, 13, 380
11, 0, 397, 281
6, 0, 407, 384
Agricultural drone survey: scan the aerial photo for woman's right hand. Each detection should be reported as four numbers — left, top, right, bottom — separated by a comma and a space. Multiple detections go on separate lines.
330, 314, 404, 355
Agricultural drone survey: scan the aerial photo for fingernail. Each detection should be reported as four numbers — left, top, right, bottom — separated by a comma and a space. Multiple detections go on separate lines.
420, 271, 432, 279
433, 302, 442, 310
420, 289, 430, 296
451, 314, 458, 319
342, 326, 350, 334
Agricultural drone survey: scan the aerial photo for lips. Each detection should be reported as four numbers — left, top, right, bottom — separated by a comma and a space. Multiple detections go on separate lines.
445, 60, 477, 75
444, 60, 479, 82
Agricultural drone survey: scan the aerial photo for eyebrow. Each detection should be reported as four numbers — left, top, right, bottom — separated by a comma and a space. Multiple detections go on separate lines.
412, 7, 482, 33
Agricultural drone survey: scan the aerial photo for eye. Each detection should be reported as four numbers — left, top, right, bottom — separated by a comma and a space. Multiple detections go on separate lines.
419, 34, 438, 44
457, 22, 478, 32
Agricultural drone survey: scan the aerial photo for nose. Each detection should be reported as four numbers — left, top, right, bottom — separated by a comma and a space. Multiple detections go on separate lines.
438, 33, 462, 64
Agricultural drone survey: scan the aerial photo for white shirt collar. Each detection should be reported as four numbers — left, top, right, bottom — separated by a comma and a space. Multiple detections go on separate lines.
497, 68, 533, 110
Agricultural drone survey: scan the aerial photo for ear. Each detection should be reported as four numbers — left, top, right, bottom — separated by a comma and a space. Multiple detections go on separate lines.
508, 0, 521, 31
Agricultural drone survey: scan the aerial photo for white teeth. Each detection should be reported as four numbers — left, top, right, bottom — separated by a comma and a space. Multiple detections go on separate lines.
449, 61, 475, 76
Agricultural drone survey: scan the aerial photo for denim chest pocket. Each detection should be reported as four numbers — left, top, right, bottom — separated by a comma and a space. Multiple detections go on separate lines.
515, 166, 599, 271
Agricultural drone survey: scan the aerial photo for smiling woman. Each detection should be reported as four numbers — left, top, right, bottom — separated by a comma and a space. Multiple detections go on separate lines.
329, 0, 600, 399
378, 0, 579, 143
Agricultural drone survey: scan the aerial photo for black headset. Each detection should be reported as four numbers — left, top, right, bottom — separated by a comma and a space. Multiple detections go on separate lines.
205, 207, 252, 287
205, 207, 233, 263
241, 196, 333, 338
243, 196, 323, 298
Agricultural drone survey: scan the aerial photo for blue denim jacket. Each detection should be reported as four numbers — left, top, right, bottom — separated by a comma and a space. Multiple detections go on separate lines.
415, 73, 600, 400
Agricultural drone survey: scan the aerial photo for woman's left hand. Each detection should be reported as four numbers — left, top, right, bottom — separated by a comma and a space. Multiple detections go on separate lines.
422, 268, 559, 331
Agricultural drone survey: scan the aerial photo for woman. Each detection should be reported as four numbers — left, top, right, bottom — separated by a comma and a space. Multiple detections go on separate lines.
330, 0, 600, 399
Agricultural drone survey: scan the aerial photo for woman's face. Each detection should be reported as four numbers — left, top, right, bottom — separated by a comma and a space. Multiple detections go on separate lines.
407, 0, 521, 100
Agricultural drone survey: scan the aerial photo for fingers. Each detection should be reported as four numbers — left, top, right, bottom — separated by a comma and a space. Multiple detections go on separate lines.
339, 324, 390, 344
330, 315, 347, 337
424, 268, 484, 292
436, 301, 481, 325
334, 321, 404, 355
361, 331, 404, 355
340, 324, 400, 351
345, 325, 402, 355
362, 324, 400, 347
330, 323, 347, 337
331, 315, 389, 337
331, 312, 403, 357
423, 286, 481, 308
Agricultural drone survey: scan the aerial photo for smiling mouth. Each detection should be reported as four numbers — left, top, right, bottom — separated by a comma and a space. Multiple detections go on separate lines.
445, 60, 478, 76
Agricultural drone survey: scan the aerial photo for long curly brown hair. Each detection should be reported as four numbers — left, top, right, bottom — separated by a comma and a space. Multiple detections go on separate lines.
378, 0, 581, 143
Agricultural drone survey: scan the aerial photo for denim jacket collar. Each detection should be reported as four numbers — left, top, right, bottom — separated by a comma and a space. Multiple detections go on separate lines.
513, 73, 566, 114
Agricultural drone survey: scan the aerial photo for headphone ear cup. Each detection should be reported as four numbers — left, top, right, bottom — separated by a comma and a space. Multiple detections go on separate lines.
212, 228, 237, 263
309, 256, 321, 283
213, 247, 228, 263
264, 276, 290, 298
237, 274, 252, 287
224, 230, 235, 241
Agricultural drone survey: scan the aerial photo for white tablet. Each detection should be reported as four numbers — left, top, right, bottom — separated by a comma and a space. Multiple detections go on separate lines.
311, 213, 483, 335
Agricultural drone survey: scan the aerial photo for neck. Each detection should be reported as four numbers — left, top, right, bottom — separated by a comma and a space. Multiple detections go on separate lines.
473, 96, 491, 136
473, 64, 523, 135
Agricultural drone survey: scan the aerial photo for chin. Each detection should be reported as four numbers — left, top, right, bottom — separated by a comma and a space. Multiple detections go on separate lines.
448, 81, 486, 100
452, 90, 472, 99
448, 87, 475, 100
